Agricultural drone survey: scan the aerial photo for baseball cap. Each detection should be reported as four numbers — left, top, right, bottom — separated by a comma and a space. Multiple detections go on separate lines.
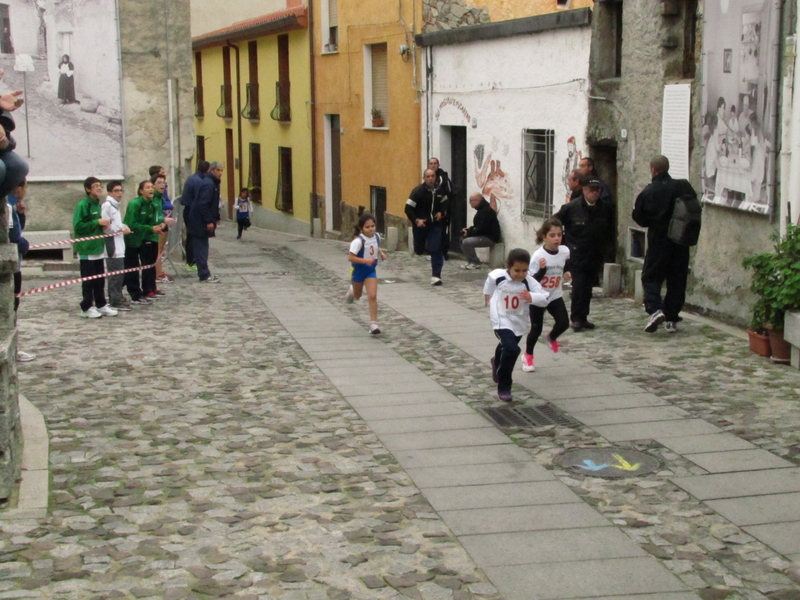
584, 178, 602, 188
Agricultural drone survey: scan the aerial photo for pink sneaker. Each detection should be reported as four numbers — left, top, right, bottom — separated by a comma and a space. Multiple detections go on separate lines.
521, 353, 535, 372
546, 334, 560, 359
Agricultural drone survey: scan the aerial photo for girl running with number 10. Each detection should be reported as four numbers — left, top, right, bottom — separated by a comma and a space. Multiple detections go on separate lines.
522, 218, 572, 372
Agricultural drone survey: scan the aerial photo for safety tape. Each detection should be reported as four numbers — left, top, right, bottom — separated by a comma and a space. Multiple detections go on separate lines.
17, 243, 170, 298
28, 231, 125, 250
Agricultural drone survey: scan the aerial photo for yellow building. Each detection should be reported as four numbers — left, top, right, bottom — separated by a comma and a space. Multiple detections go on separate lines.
193, 2, 313, 235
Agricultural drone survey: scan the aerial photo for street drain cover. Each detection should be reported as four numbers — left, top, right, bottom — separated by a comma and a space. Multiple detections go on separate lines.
555, 448, 661, 479
480, 404, 580, 428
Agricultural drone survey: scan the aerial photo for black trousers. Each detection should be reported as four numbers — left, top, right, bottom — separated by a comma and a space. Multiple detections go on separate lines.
140, 241, 158, 295
642, 238, 690, 322
124, 246, 143, 301
183, 208, 195, 266
494, 329, 521, 394
526, 297, 570, 354
569, 265, 598, 324
13, 271, 21, 313
79, 259, 106, 311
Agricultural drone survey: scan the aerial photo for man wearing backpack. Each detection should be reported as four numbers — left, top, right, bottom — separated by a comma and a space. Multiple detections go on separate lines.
633, 155, 699, 334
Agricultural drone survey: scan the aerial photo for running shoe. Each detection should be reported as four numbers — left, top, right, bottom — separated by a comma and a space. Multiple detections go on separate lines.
80, 307, 102, 319
521, 353, 535, 372
665, 321, 678, 334
98, 305, 119, 317
345, 286, 355, 304
546, 334, 560, 359
369, 323, 381, 335
17, 351, 36, 362
645, 310, 665, 333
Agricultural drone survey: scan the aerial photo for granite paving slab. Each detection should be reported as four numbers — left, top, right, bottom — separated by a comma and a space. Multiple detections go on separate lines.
743, 522, 800, 556
393, 443, 532, 468
593, 418, 722, 441
706, 492, 800, 526
367, 413, 494, 435
354, 401, 477, 421
656, 432, 757, 454
671, 468, 800, 499
440, 503, 611, 537
424, 480, 581, 511
378, 427, 510, 452
572, 406, 692, 426
552, 393, 669, 412
405, 461, 554, 488
683, 448, 795, 473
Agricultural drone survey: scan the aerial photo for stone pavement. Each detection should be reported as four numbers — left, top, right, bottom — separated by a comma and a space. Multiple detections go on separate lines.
1, 224, 799, 600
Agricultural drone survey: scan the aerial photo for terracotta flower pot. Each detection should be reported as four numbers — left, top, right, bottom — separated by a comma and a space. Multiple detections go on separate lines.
372, 118, 384, 128
767, 328, 791, 364
747, 328, 771, 357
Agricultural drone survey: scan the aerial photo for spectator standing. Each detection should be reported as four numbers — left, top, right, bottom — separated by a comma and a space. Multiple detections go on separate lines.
632, 155, 697, 333
188, 161, 223, 283
181, 161, 210, 270
554, 175, 614, 331
123, 180, 166, 302
151, 173, 176, 284
405, 169, 448, 286
460, 192, 501, 269
101, 181, 132, 311
579, 157, 614, 209
73, 177, 117, 318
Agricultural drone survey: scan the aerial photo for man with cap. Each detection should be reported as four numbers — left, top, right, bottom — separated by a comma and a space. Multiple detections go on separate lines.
554, 174, 615, 331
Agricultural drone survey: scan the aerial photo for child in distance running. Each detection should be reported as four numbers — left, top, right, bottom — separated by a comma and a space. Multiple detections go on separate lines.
345, 212, 388, 335
484, 248, 550, 402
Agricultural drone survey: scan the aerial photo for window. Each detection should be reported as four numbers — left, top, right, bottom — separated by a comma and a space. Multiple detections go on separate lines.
194, 51, 204, 117
365, 43, 388, 127
612, 1, 623, 78
370, 186, 387, 233
243, 41, 260, 121
271, 35, 291, 122
682, 0, 698, 79
556, 0, 570, 7
326, 0, 338, 51
522, 129, 555, 218
275, 147, 293, 213
216, 46, 233, 119
594, 1, 623, 79
248, 143, 262, 203
196, 135, 206, 170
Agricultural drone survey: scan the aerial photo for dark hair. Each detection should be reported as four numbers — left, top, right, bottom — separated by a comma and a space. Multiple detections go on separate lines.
535, 218, 563, 245
581, 157, 595, 169
506, 248, 530, 269
240, 187, 249, 194
717, 96, 726, 110
137, 180, 151, 196
577, 172, 592, 187
106, 180, 123, 193
198, 160, 210, 174
83, 176, 101, 192
354, 212, 376, 236
150, 174, 166, 184
149, 165, 163, 177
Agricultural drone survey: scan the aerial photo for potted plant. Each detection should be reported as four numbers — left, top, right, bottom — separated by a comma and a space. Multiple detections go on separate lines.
371, 108, 384, 128
742, 224, 800, 362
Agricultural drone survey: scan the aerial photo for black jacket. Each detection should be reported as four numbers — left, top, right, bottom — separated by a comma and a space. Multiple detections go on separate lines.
632, 173, 696, 243
434, 168, 452, 198
405, 182, 448, 225
465, 199, 501, 242
188, 174, 219, 238
554, 196, 614, 270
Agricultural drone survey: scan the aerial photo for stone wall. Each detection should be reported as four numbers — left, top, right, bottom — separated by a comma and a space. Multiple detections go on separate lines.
423, 0, 491, 32
0, 243, 22, 502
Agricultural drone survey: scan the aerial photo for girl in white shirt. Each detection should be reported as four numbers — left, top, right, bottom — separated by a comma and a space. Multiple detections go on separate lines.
484, 248, 549, 402
523, 218, 572, 372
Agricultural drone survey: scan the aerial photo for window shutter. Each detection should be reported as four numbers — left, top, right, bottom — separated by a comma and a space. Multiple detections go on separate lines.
371, 43, 388, 123
329, 0, 338, 27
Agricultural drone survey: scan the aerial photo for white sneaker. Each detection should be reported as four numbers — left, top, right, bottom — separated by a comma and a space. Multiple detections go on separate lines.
345, 286, 355, 304
369, 322, 381, 335
80, 307, 103, 319
17, 351, 36, 362
431, 277, 443, 286
98, 305, 119, 317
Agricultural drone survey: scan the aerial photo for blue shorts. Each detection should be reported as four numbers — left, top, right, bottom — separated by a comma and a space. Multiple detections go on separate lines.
351, 263, 377, 283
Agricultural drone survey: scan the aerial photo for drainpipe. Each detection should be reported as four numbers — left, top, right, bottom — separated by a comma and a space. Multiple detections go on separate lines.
227, 40, 243, 219
164, 0, 176, 196
309, 0, 318, 232
788, 7, 800, 228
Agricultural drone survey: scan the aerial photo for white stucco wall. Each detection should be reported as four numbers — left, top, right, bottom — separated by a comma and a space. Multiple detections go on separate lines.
424, 25, 591, 253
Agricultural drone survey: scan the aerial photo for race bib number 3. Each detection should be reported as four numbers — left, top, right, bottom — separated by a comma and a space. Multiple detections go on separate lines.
498, 292, 525, 316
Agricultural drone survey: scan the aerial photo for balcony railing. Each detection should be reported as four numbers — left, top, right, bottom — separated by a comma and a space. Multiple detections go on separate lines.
242, 82, 260, 121
194, 86, 204, 117
215, 84, 233, 120
269, 81, 291, 123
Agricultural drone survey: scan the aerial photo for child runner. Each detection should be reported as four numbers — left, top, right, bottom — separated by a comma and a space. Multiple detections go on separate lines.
522, 218, 572, 372
345, 212, 387, 335
234, 187, 252, 240
484, 248, 549, 401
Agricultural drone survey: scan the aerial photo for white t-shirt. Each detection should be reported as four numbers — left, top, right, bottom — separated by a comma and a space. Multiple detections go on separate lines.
531, 245, 570, 302
349, 234, 380, 265
484, 268, 550, 335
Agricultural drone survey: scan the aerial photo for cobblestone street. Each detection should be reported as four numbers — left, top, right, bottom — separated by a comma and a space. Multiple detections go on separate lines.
2, 225, 799, 600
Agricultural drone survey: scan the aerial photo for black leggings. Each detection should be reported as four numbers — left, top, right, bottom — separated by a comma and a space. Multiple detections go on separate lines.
526, 297, 570, 355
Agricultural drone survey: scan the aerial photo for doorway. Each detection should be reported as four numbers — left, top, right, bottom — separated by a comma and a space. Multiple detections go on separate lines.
328, 114, 342, 231
588, 144, 618, 261
370, 186, 386, 233
442, 125, 467, 253
0, 5, 14, 54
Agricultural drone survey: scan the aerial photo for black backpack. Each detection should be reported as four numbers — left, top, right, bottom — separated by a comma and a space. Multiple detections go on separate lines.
668, 193, 702, 246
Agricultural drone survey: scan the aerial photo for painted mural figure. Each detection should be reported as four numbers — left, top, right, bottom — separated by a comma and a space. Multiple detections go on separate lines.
475, 146, 513, 212
57, 54, 76, 104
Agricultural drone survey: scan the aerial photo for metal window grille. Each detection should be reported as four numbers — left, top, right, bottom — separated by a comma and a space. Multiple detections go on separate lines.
523, 129, 555, 218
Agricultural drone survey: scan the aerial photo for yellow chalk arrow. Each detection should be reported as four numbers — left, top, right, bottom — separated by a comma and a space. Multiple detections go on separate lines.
611, 454, 641, 471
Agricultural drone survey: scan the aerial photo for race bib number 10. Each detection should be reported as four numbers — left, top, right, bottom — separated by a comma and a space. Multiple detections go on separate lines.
498, 292, 525, 316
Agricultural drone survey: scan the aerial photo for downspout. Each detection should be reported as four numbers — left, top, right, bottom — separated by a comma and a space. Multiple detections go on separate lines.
788, 1, 800, 228
425, 46, 433, 164
309, 0, 318, 233
227, 40, 243, 219
164, 0, 176, 197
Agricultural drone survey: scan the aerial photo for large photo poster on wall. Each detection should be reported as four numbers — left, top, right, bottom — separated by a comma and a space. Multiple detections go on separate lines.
701, 0, 778, 215
0, 0, 123, 180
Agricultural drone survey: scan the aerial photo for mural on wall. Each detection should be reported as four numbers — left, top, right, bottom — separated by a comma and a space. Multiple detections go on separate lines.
701, 0, 778, 215
474, 141, 513, 213
562, 135, 582, 203
0, 0, 124, 180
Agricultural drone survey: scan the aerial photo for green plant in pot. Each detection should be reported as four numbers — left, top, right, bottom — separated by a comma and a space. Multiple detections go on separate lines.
371, 108, 384, 127
742, 223, 800, 361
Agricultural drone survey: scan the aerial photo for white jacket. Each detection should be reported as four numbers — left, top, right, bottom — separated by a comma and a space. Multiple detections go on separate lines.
101, 196, 126, 258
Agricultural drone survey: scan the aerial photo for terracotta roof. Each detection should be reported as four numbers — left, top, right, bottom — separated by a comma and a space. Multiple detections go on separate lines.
193, 5, 308, 47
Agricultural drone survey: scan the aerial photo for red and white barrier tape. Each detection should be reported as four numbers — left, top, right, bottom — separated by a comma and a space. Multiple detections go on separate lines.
28, 231, 125, 250
17, 243, 170, 298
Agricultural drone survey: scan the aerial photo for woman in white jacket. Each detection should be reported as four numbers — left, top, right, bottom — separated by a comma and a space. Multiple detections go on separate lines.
101, 181, 132, 310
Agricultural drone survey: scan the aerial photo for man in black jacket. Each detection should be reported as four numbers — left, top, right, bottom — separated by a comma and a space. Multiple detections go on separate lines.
429, 157, 453, 259
460, 193, 500, 269
406, 169, 449, 285
188, 161, 222, 283
554, 176, 614, 331
632, 155, 696, 334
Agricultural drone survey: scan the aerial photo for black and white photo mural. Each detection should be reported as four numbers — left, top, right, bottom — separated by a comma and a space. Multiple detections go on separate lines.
0, 0, 123, 180
701, 0, 778, 215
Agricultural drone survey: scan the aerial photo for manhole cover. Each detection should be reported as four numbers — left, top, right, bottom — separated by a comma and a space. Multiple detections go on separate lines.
480, 404, 580, 428
555, 448, 661, 479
